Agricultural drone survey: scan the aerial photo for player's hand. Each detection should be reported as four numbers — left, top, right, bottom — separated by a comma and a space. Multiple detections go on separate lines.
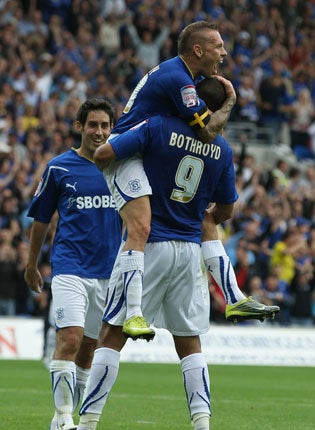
24, 266, 43, 293
214, 75, 236, 103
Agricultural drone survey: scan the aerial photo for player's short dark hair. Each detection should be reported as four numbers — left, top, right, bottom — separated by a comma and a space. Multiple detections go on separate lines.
196, 77, 226, 112
76, 98, 116, 126
177, 21, 218, 55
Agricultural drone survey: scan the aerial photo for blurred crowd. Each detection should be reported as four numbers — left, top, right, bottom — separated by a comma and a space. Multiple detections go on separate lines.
0, 0, 314, 326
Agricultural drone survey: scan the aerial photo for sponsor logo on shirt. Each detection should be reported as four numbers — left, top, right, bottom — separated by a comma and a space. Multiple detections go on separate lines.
180, 85, 198, 107
67, 197, 76, 209
76, 195, 116, 209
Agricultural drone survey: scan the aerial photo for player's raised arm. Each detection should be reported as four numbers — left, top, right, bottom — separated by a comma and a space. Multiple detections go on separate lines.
93, 141, 116, 171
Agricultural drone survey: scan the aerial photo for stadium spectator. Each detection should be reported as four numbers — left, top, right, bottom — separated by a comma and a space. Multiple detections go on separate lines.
258, 58, 293, 145
259, 200, 289, 250
289, 87, 315, 159
270, 227, 308, 285
263, 270, 291, 325
290, 267, 315, 327
224, 219, 260, 268
235, 73, 260, 123
100, 0, 126, 19
233, 238, 257, 294
0, 228, 18, 315
125, 14, 170, 70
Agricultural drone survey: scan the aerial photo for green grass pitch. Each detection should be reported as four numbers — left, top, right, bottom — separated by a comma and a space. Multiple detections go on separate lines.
0, 360, 314, 429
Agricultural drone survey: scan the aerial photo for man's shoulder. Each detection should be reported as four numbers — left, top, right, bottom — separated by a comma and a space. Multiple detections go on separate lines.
47, 149, 75, 166
155, 56, 190, 81
159, 56, 181, 68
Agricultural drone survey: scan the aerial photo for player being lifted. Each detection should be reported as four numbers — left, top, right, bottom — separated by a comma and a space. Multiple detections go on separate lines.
96, 21, 279, 340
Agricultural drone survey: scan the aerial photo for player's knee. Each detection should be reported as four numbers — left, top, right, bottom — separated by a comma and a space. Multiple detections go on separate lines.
56, 328, 82, 358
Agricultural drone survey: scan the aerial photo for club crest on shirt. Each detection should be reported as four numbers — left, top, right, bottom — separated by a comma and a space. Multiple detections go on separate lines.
55, 307, 65, 321
128, 179, 142, 192
180, 85, 198, 107
34, 177, 43, 196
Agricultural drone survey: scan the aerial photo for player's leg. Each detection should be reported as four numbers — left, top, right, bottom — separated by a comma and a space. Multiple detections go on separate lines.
103, 156, 155, 340
119, 195, 154, 338
50, 275, 89, 430
201, 212, 246, 304
201, 213, 280, 323
43, 297, 56, 369
73, 336, 96, 413
77, 257, 134, 429
174, 336, 211, 430
151, 241, 211, 429
50, 326, 82, 430
71, 278, 111, 413
77, 323, 126, 430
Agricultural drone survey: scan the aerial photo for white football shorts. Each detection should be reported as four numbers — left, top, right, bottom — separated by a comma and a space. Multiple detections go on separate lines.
103, 153, 152, 212
52, 275, 109, 339
103, 241, 210, 336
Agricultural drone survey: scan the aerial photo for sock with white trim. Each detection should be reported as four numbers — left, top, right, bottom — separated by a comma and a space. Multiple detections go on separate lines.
50, 359, 76, 426
180, 353, 211, 421
120, 250, 144, 319
202, 240, 246, 304
50, 359, 76, 415
73, 365, 90, 413
79, 348, 120, 420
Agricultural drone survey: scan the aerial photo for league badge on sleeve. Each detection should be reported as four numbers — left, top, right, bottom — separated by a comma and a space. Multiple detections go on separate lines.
180, 85, 198, 107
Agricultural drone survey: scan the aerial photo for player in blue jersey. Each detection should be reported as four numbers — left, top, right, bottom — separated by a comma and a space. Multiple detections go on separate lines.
24, 99, 123, 430
97, 21, 274, 339
100, 21, 237, 339
76, 78, 279, 430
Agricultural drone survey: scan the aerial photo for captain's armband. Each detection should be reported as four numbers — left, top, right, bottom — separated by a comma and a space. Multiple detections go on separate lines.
187, 106, 211, 130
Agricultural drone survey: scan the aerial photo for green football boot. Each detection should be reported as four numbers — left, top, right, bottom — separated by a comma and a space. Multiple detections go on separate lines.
225, 296, 280, 324
122, 316, 155, 341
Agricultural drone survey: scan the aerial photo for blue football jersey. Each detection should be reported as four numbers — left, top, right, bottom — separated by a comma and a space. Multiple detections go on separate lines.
112, 56, 210, 134
28, 149, 122, 278
110, 116, 238, 243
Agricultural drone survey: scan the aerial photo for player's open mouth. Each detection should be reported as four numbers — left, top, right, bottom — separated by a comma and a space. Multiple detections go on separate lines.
213, 59, 223, 75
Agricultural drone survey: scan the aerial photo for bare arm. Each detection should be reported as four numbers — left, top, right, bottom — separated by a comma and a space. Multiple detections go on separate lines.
197, 76, 236, 142
209, 202, 234, 225
93, 141, 116, 171
202, 203, 234, 242
24, 220, 49, 293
